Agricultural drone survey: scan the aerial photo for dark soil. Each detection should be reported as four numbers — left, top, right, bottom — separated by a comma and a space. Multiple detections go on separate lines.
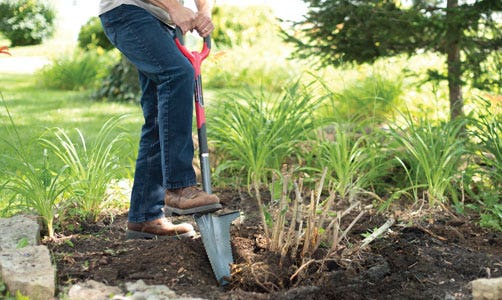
47, 188, 502, 300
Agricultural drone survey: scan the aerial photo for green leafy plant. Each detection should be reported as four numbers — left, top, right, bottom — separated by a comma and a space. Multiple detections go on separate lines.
209, 81, 322, 235
464, 97, 501, 231
1, 93, 69, 238
204, 47, 297, 93
468, 98, 502, 188
390, 112, 467, 206
0, 0, 55, 46
36, 49, 116, 91
318, 73, 403, 126
94, 55, 140, 103
209, 80, 322, 194
211, 5, 277, 48
77, 16, 114, 51
318, 122, 389, 202
0, 276, 29, 300
40, 115, 129, 222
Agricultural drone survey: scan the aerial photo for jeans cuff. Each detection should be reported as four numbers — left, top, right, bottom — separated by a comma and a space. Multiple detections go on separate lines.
165, 179, 197, 190
128, 211, 164, 224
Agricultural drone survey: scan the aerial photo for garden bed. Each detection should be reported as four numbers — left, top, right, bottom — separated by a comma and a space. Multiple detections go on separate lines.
48, 188, 502, 299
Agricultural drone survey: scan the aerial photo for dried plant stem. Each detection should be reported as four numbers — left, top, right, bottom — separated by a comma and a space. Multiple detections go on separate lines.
301, 189, 316, 257
324, 201, 360, 239
333, 210, 365, 252
271, 173, 290, 252
359, 218, 395, 249
290, 259, 316, 282
253, 181, 269, 244
280, 178, 302, 263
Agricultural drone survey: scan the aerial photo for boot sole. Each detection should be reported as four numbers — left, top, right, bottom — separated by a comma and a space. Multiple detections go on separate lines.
126, 229, 195, 240
164, 203, 223, 216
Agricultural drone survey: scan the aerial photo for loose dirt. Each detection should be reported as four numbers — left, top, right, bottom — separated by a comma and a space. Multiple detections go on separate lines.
47, 188, 502, 299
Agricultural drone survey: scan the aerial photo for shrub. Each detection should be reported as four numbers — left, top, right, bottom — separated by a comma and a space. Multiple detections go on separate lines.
78, 16, 114, 51
36, 49, 116, 91
93, 55, 140, 102
204, 46, 299, 93
0, 0, 55, 46
464, 97, 501, 231
318, 122, 390, 202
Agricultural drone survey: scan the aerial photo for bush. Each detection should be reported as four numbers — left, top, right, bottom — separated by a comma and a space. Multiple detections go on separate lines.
0, 0, 55, 46
78, 16, 114, 51
94, 55, 140, 102
36, 49, 116, 91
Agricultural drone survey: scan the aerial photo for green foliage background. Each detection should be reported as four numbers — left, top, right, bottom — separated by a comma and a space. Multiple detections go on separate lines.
0, 0, 56, 46
0, 2, 500, 234
77, 16, 114, 51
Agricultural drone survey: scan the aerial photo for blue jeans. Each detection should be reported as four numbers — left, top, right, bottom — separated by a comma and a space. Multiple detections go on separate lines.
100, 5, 196, 223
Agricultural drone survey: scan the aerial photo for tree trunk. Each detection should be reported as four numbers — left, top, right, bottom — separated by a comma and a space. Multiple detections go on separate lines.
446, 0, 464, 120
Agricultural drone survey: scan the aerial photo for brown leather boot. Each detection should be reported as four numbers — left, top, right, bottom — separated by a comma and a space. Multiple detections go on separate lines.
164, 186, 222, 215
127, 217, 195, 240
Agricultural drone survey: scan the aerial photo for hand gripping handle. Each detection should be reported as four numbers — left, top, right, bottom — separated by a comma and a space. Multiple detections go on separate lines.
174, 27, 211, 76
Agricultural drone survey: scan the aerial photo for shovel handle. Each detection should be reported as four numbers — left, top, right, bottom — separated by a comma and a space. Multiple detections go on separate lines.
174, 27, 211, 76
174, 27, 212, 194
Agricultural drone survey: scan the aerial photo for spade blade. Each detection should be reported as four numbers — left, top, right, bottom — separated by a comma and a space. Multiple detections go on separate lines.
194, 211, 240, 285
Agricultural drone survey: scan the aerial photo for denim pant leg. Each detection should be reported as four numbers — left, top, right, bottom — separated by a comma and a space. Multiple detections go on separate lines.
100, 5, 197, 222
128, 72, 164, 222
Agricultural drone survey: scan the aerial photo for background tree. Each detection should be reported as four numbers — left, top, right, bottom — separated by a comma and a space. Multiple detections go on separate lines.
283, 0, 502, 120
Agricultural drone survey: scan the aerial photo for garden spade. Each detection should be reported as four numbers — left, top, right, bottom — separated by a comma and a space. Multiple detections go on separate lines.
174, 28, 239, 285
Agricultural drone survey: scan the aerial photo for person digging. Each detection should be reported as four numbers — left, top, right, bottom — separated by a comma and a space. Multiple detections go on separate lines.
99, 0, 222, 239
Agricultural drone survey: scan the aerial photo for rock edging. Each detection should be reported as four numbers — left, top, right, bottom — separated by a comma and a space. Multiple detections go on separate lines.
0, 215, 55, 300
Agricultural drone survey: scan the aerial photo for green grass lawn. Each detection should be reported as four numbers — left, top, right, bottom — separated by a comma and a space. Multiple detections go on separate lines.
0, 73, 143, 206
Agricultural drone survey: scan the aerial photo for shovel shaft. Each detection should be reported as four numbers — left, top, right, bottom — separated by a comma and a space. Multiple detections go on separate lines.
175, 28, 239, 287
174, 28, 212, 194
196, 74, 211, 193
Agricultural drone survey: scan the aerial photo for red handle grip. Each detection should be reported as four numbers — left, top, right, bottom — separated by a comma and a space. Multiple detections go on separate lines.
174, 27, 211, 76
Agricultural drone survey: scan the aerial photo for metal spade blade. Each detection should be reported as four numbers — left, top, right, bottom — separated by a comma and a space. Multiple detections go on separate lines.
194, 211, 240, 285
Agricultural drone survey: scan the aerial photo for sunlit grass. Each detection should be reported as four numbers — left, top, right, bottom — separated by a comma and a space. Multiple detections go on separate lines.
0, 73, 142, 187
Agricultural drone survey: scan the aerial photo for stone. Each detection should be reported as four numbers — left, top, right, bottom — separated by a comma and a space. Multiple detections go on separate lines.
472, 277, 502, 300
68, 280, 122, 300
0, 215, 40, 251
121, 280, 206, 300
0, 245, 55, 300
125, 280, 177, 300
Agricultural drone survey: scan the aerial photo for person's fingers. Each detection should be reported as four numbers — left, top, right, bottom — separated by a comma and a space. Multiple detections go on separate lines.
194, 13, 214, 37
171, 7, 196, 34
180, 22, 192, 34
